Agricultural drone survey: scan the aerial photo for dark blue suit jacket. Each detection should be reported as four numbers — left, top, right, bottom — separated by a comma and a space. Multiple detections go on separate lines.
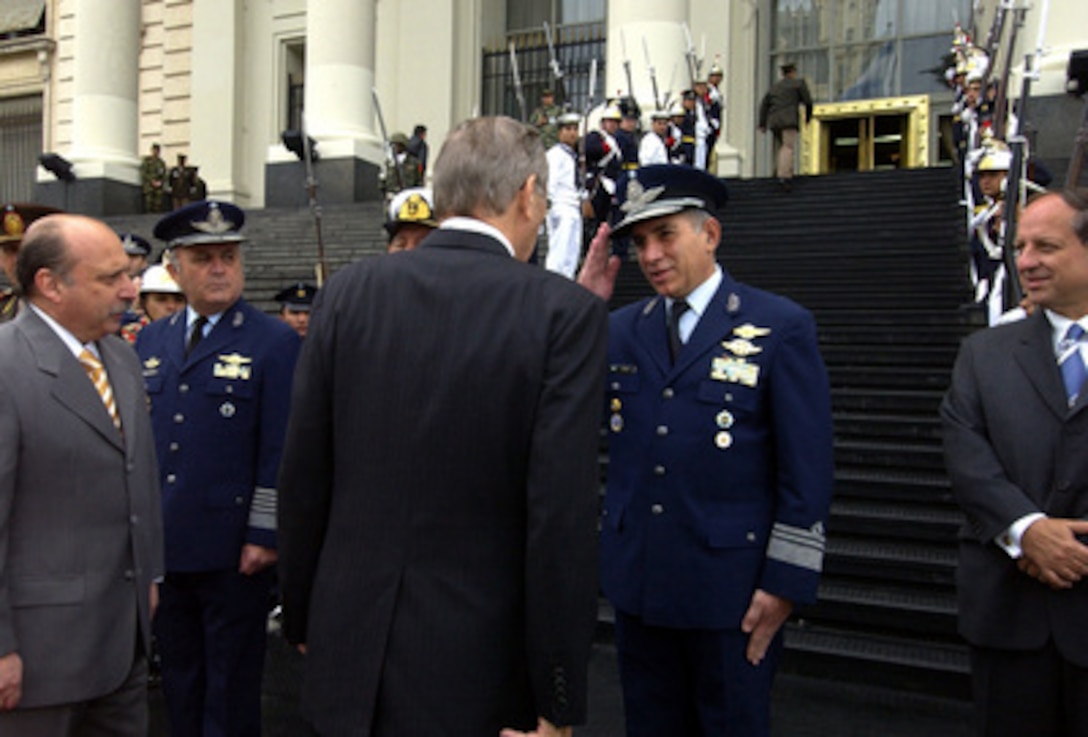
601, 271, 834, 629
136, 299, 300, 572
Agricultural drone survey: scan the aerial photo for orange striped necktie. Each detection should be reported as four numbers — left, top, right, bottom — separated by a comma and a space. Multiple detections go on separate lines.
78, 348, 121, 431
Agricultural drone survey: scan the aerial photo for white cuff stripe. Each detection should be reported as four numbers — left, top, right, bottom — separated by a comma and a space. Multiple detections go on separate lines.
766, 522, 825, 573
248, 487, 277, 531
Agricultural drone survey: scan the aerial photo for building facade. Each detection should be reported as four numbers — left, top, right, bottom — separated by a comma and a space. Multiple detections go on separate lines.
0, 0, 1082, 212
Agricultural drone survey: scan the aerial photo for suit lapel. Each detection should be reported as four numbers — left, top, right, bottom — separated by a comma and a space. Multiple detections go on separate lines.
19, 310, 124, 450
1013, 312, 1069, 420
159, 310, 187, 374
634, 297, 672, 375
99, 337, 140, 455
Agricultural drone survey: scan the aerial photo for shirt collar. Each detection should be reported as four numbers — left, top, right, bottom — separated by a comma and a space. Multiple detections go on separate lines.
667, 266, 722, 318
28, 302, 92, 359
439, 217, 516, 257
186, 305, 223, 332
1045, 309, 1088, 355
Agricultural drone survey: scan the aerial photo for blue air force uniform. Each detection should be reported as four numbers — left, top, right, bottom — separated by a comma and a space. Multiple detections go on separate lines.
600, 165, 834, 737
136, 201, 300, 737
136, 301, 300, 571
603, 280, 834, 623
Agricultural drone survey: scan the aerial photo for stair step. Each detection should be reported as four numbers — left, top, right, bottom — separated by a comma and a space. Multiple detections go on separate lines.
782, 623, 970, 698
829, 498, 961, 540
834, 439, 946, 472
824, 537, 956, 585
834, 412, 943, 441
809, 579, 958, 634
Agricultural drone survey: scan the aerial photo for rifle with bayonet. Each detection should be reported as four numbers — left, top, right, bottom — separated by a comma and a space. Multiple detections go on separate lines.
579, 58, 598, 219
643, 37, 662, 111
371, 87, 403, 194
991, 4, 1027, 141
509, 42, 527, 123
620, 29, 635, 102
999, 0, 1050, 309
543, 22, 566, 106
682, 22, 702, 86
299, 114, 327, 286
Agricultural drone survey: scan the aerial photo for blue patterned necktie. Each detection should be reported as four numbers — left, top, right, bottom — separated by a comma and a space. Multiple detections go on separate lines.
1059, 323, 1087, 407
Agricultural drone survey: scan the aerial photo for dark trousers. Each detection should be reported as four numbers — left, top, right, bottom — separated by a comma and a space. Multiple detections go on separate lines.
0, 643, 148, 737
971, 639, 1088, 737
614, 610, 782, 737
156, 569, 271, 737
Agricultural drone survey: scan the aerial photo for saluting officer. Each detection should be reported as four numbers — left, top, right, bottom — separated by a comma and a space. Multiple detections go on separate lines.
1, 203, 61, 322
135, 200, 301, 737
580, 165, 834, 737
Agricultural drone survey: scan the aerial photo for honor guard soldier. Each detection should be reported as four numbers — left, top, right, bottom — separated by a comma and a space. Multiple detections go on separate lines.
1, 203, 61, 322
616, 97, 642, 176
969, 141, 1013, 323
706, 61, 725, 170
677, 91, 698, 166
692, 77, 715, 171
544, 111, 584, 279
136, 200, 301, 737
667, 102, 687, 164
638, 109, 672, 167
584, 104, 624, 235
384, 187, 438, 253
275, 281, 318, 339
588, 165, 834, 737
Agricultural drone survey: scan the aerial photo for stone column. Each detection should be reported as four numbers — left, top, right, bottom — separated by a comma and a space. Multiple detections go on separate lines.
267, 0, 383, 205
607, 0, 687, 112
38, 0, 141, 214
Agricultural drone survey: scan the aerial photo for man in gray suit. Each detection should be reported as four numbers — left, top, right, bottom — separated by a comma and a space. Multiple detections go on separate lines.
942, 189, 1088, 737
0, 214, 163, 735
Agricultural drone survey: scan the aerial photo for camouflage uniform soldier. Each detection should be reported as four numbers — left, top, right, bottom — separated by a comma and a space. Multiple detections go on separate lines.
167, 154, 194, 211
531, 89, 562, 150
140, 143, 167, 213
383, 132, 424, 197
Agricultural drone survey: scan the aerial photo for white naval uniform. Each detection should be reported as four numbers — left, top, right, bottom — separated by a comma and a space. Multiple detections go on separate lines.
545, 141, 583, 279
638, 131, 670, 167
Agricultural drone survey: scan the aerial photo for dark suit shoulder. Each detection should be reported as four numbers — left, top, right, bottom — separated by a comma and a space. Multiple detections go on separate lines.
960, 313, 1042, 353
